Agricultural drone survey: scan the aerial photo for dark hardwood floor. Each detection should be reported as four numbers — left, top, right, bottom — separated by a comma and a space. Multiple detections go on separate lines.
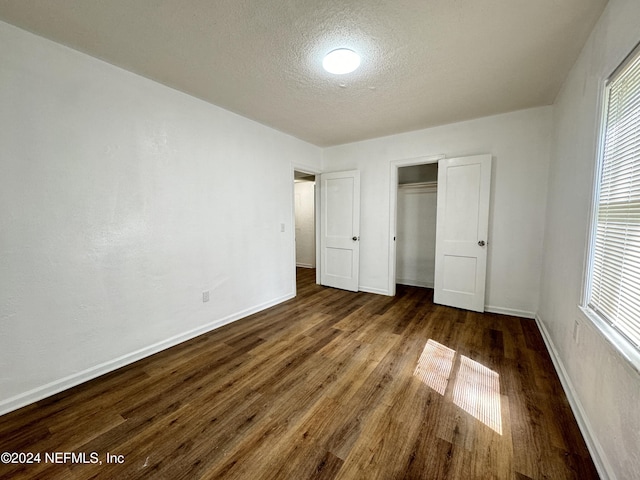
0, 268, 598, 479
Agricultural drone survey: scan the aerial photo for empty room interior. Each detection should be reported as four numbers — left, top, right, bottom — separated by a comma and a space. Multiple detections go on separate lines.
1, 1, 639, 479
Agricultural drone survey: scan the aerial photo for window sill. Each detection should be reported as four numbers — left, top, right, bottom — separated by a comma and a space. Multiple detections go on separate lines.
578, 306, 640, 378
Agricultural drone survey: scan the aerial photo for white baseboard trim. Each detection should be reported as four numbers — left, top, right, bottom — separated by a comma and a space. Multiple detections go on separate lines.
296, 263, 315, 269
484, 305, 536, 319
0, 292, 295, 417
396, 278, 434, 289
359, 285, 391, 296
535, 314, 615, 480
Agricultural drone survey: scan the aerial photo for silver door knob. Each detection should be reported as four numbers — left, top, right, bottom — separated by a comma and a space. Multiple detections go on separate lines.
478, 240, 486, 246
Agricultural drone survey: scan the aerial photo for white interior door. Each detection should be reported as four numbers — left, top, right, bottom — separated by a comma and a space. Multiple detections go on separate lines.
434, 155, 491, 312
320, 170, 360, 292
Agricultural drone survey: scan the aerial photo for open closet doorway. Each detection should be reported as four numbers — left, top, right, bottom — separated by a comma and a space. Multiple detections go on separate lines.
389, 154, 492, 311
396, 163, 439, 290
388, 155, 444, 296
293, 169, 319, 291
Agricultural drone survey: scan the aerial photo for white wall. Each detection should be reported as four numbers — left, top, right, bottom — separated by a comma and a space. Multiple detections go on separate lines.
0, 20, 322, 414
323, 107, 552, 317
537, 0, 640, 478
396, 183, 437, 288
294, 181, 316, 268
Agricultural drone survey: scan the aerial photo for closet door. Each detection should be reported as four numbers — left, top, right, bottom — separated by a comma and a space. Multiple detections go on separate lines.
434, 155, 491, 312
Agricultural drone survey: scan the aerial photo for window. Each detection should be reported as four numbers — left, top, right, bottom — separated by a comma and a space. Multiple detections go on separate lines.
585, 43, 640, 360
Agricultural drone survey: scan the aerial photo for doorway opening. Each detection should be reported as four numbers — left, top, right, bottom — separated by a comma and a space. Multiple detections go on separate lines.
395, 163, 439, 291
293, 169, 318, 291
389, 154, 492, 312
388, 155, 444, 296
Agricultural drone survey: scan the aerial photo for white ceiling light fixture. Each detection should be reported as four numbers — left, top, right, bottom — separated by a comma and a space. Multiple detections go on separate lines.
323, 48, 361, 75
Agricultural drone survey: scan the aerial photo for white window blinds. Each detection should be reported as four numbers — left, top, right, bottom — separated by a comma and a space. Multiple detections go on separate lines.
588, 45, 640, 350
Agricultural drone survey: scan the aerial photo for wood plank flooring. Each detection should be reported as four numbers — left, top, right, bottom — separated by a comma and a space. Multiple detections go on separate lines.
0, 268, 598, 479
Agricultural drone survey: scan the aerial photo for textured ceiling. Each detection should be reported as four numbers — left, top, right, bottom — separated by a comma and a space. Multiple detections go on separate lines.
0, 0, 608, 146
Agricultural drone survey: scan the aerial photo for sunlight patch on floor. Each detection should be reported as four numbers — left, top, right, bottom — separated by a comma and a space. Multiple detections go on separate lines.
414, 339, 502, 434
453, 355, 502, 434
413, 339, 455, 395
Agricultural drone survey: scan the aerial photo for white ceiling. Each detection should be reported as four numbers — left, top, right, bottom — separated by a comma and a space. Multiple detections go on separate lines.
0, 0, 608, 147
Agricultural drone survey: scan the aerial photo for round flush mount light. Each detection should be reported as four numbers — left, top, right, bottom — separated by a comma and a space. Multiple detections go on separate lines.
322, 48, 361, 75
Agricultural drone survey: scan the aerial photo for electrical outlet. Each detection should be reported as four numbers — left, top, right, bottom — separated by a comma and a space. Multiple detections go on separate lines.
202, 291, 210, 303
280, 223, 285, 232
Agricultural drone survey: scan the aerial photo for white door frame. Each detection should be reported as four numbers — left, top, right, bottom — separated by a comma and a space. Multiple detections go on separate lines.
291, 163, 322, 294
388, 155, 445, 296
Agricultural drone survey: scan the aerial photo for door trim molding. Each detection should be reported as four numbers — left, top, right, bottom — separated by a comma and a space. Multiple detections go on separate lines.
388, 155, 445, 296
